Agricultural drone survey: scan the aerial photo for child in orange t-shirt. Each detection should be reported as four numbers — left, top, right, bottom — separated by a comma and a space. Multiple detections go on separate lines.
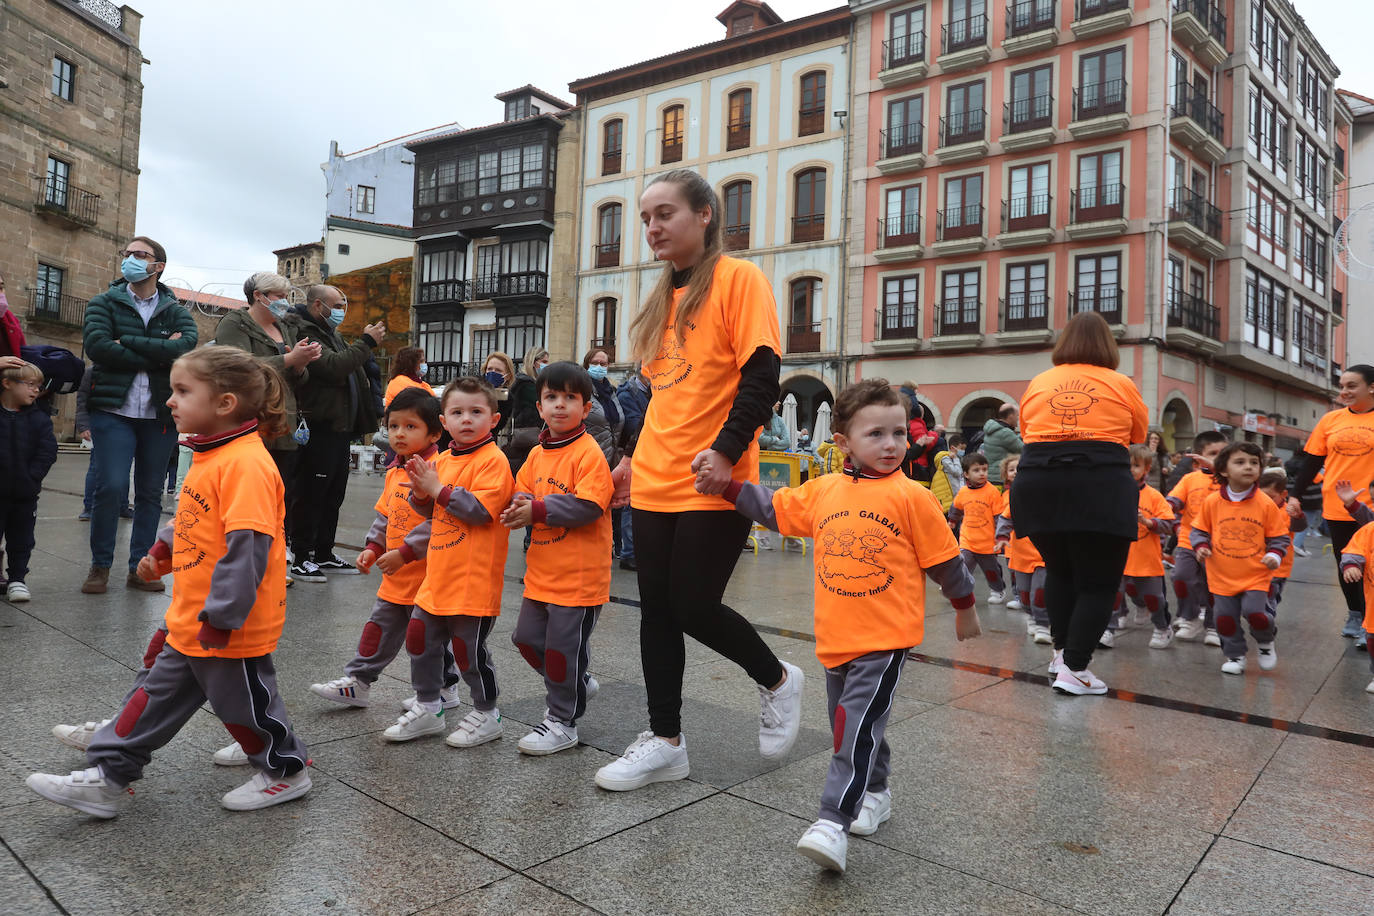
995, 457, 1051, 646
387, 377, 514, 747
1167, 430, 1228, 643
308, 386, 460, 710
725, 379, 980, 874
1115, 445, 1176, 649
27, 347, 308, 818
1191, 443, 1291, 675
1337, 509, 1374, 692
1258, 468, 1309, 621
950, 452, 1006, 603
500, 363, 614, 756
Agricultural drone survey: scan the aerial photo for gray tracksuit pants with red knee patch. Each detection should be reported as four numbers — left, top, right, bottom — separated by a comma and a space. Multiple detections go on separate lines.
1171, 548, 1213, 626
87, 642, 308, 788
1013, 568, 1049, 626
1212, 590, 1275, 658
512, 598, 600, 726
345, 598, 460, 688
961, 549, 1005, 593
407, 609, 497, 710
1116, 575, 1170, 630
820, 648, 906, 828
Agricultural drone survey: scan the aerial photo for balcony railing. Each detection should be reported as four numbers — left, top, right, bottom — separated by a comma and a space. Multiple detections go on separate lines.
37, 179, 101, 227
1004, 93, 1054, 133
879, 212, 922, 248
602, 149, 622, 176
1007, 0, 1057, 36
417, 279, 467, 305
882, 31, 927, 69
1069, 286, 1123, 324
792, 213, 825, 243
78, 0, 124, 29
937, 204, 984, 241
937, 297, 981, 335
724, 225, 750, 251
1071, 183, 1125, 222
466, 272, 550, 300
589, 336, 616, 364
1075, 0, 1129, 20
881, 122, 924, 158
661, 138, 683, 164
1173, 0, 1226, 44
787, 322, 823, 354
943, 15, 988, 53
727, 120, 750, 151
26, 290, 87, 327
1002, 194, 1052, 232
879, 306, 921, 340
1073, 79, 1128, 120
1002, 292, 1050, 331
1171, 84, 1224, 142
1168, 292, 1220, 338
595, 242, 620, 269
1169, 187, 1222, 240
799, 106, 825, 136
939, 109, 987, 146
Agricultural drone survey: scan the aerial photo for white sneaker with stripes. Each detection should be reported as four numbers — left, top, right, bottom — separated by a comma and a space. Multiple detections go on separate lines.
221, 768, 312, 811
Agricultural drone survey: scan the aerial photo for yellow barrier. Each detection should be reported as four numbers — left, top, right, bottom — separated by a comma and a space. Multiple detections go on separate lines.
747, 450, 808, 555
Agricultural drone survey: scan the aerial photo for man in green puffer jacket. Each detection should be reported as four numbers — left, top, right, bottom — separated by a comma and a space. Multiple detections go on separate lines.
981, 402, 1023, 488
80, 236, 197, 595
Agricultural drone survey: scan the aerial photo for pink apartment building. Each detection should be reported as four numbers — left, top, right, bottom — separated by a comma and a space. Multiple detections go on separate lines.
846, 0, 1347, 454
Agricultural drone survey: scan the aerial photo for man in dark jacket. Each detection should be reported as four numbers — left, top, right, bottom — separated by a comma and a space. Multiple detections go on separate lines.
80, 237, 197, 595
286, 285, 385, 582
982, 403, 1023, 487
614, 367, 651, 570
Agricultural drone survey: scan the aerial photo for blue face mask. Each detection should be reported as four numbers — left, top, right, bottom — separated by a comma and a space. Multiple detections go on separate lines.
484, 370, 506, 387
328, 307, 346, 327
587, 365, 608, 381
120, 255, 151, 283
267, 298, 289, 319
418, 362, 428, 377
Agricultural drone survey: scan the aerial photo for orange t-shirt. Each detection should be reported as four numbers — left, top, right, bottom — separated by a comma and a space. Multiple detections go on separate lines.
1001, 506, 1044, 573
1303, 407, 1374, 521
1124, 484, 1174, 577
1340, 521, 1374, 631
384, 375, 436, 408
1020, 363, 1148, 448
632, 257, 782, 513
164, 433, 288, 658
953, 483, 1004, 555
373, 465, 430, 605
1192, 489, 1290, 596
516, 431, 614, 607
1168, 469, 1220, 548
770, 471, 961, 668
413, 441, 514, 617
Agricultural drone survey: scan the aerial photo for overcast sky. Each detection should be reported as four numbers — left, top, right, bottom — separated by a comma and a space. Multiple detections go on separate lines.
130, 0, 1371, 295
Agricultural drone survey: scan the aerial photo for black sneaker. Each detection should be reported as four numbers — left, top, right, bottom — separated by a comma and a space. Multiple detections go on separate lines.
289, 559, 327, 583
314, 553, 359, 575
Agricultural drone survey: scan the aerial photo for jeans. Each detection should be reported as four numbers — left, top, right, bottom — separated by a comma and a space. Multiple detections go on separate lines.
82, 443, 102, 513
1292, 509, 1321, 550
88, 411, 178, 572
616, 507, 633, 560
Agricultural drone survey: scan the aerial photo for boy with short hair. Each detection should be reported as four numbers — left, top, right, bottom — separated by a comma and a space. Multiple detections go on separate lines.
725, 378, 981, 874
1258, 468, 1307, 621
950, 452, 1007, 603
0, 360, 57, 601
1118, 445, 1176, 649
499, 361, 614, 755
385, 377, 514, 747
1167, 430, 1229, 643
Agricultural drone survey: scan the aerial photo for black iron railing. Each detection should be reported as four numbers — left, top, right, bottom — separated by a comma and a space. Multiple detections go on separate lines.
1169, 187, 1222, 240
937, 297, 981, 335
1003, 194, 1052, 232
1071, 183, 1125, 222
940, 109, 987, 146
881, 122, 924, 158
943, 15, 988, 53
1007, 0, 1057, 36
1075, 0, 1130, 20
27, 290, 87, 327
37, 179, 101, 226
1005, 93, 1054, 133
1002, 292, 1050, 330
418, 279, 466, 305
1073, 79, 1128, 120
1173, 0, 1226, 44
1172, 83, 1224, 142
879, 212, 922, 248
1168, 292, 1220, 338
937, 204, 984, 241
880, 307, 921, 340
1069, 286, 1123, 324
882, 32, 927, 68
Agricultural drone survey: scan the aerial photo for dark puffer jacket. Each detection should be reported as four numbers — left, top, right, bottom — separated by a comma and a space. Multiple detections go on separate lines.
82, 280, 198, 424
0, 402, 58, 499
288, 305, 378, 437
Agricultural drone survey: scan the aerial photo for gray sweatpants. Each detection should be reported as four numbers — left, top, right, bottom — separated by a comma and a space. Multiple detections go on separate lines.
1266, 577, 1286, 617
1171, 548, 1214, 626
1115, 575, 1170, 630
407, 609, 498, 710
961, 549, 1005, 594
88, 642, 308, 788
820, 648, 906, 828
1013, 568, 1048, 626
1212, 590, 1275, 658
345, 598, 460, 688
512, 599, 600, 726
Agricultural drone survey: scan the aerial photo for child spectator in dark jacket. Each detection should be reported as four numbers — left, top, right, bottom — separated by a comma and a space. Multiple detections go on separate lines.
1, 361, 59, 601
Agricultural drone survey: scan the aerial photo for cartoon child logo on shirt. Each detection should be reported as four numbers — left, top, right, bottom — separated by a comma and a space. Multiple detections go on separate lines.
1047, 380, 1099, 434
174, 509, 199, 549
819, 526, 893, 595
1330, 425, 1374, 458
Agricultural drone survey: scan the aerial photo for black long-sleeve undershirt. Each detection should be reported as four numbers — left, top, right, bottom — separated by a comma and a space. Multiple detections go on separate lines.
1290, 450, 1324, 504
711, 346, 782, 464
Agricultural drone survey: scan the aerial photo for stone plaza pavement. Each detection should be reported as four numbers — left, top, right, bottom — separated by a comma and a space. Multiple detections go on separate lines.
2, 453, 1373, 915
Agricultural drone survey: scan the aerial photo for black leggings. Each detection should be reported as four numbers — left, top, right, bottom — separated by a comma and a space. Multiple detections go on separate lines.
1028, 531, 1133, 673
1328, 519, 1368, 617
632, 508, 784, 738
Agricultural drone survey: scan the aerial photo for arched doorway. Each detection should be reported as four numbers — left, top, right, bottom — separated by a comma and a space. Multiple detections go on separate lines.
957, 397, 1004, 441
1160, 397, 1195, 452
780, 374, 834, 441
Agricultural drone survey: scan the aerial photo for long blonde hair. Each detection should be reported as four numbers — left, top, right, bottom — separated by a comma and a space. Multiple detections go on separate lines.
629, 169, 723, 364
174, 345, 288, 439
522, 346, 549, 379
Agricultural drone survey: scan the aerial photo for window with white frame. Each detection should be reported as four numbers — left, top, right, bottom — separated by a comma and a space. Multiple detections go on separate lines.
1244, 267, 1287, 357
1245, 177, 1288, 268
1291, 298, 1328, 371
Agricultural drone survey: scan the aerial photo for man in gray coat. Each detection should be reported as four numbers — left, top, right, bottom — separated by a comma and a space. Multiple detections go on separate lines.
982, 402, 1023, 487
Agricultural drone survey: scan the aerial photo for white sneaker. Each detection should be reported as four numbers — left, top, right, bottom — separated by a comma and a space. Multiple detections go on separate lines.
213, 742, 249, 766
1098, 629, 1116, 648
987, 590, 1006, 605
1175, 618, 1205, 641
445, 708, 502, 747
1149, 628, 1175, 649
1366, 678, 1374, 694
849, 789, 891, 836
6, 581, 31, 602
26, 766, 131, 819
403, 684, 462, 713
1130, 607, 1152, 628
1053, 668, 1108, 696
384, 705, 446, 742
1033, 625, 1053, 645
1221, 656, 1246, 675
1204, 629, 1222, 647
1257, 644, 1277, 670
584, 674, 600, 700
595, 730, 690, 791
310, 675, 371, 708
1293, 545, 1311, 557
518, 717, 578, 755
758, 661, 804, 759
1005, 597, 1025, 611
796, 818, 847, 872
1025, 617, 1037, 636
221, 768, 311, 811
52, 719, 110, 751
1048, 649, 1064, 675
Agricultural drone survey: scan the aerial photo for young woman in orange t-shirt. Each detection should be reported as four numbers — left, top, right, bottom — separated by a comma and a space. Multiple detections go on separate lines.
594, 170, 802, 793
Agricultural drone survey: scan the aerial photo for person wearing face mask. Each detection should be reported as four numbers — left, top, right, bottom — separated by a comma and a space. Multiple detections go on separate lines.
80, 237, 199, 595
581, 347, 622, 465
504, 345, 549, 473
383, 347, 435, 407
285, 285, 386, 582
482, 351, 517, 438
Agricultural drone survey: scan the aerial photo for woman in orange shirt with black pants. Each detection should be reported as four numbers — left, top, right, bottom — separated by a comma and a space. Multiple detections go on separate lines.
1011, 312, 1148, 696
594, 170, 803, 791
